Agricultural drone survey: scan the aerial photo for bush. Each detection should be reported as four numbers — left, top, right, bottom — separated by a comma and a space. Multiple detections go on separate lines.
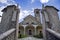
18, 33, 27, 38
33, 33, 43, 38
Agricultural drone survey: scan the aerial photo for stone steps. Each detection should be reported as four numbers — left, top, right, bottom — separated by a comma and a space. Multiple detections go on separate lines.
18, 37, 43, 40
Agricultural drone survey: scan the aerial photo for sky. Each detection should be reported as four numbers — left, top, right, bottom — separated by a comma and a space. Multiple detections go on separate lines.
0, 0, 60, 22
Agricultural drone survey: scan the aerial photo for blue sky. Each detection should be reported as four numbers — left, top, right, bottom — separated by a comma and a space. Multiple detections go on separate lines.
0, 0, 60, 22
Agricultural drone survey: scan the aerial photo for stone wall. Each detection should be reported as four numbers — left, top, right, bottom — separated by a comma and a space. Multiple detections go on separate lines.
0, 28, 16, 40
0, 5, 20, 40
0, 6, 15, 34
45, 6, 60, 33
46, 28, 60, 40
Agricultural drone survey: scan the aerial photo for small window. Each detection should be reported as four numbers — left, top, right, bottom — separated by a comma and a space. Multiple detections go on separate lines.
26, 23, 29, 24
18, 31, 20, 33
32, 22, 34, 24
46, 22, 52, 29
36, 11, 39, 14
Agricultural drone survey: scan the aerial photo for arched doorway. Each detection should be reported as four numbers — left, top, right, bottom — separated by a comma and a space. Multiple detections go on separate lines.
28, 30, 32, 35
25, 25, 35, 36
36, 25, 42, 35
36, 25, 43, 38
19, 25, 24, 35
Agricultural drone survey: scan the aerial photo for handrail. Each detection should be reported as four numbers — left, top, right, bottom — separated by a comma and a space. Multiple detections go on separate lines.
46, 28, 60, 38
0, 28, 15, 40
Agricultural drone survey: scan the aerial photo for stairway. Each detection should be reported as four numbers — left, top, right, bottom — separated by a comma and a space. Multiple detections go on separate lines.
18, 37, 43, 40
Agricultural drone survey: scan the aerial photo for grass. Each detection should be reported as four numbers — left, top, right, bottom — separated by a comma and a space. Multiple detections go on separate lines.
18, 33, 27, 38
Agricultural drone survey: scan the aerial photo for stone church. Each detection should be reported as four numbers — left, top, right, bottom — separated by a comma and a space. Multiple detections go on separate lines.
19, 5, 60, 37
19, 9, 42, 36
0, 4, 60, 40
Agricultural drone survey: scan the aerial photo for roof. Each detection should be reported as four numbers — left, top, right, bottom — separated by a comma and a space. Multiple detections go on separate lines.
20, 14, 41, 25
2, 5, 16, 12
24, 15, 35, 20
45, 6, 59, 11
34, 8, 40, 11
20, 15, 38, 25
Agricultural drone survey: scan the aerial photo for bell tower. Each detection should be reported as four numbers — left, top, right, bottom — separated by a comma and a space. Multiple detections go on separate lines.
34, 9, 41, 24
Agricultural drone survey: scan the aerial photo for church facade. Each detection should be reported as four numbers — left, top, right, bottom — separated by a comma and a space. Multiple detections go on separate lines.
19, 5, 60, 37
19, 9, 42, 36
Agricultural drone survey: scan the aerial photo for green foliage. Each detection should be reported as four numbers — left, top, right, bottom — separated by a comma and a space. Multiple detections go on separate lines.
33, 33, 43, 38
18, 33, 27, 38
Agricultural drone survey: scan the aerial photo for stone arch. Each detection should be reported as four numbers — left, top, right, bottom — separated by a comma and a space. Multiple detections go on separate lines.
36, 25, 42, 35
25, 25, 35, 36
19, 25, 24, 35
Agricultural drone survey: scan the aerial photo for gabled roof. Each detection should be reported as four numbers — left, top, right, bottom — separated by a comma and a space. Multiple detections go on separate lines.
24, 15, 36, 20
20, 15, 39, 25
45, 6, 59, 11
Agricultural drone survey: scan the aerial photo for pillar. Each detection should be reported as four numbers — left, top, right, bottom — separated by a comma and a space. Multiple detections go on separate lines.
35, 28, 36, 35
24, 27, 25, 35
23, 25, 26, 35
34, 26, 37, 35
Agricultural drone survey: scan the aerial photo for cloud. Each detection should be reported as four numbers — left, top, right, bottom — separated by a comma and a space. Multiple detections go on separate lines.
0, 9, 3, 22
0, 0, 18, 16
19, 10, 29, 22
0, 0, 21, 13
0, 0, 21, 22
0, 0, 17, 13
31, 0, 35, 3
19, 9, 34, 22
0, 0, 7, 3
0, 6, 6, 17
19, 10, 34, 19
0, 0, 17, 5
40, 0, 49, 3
